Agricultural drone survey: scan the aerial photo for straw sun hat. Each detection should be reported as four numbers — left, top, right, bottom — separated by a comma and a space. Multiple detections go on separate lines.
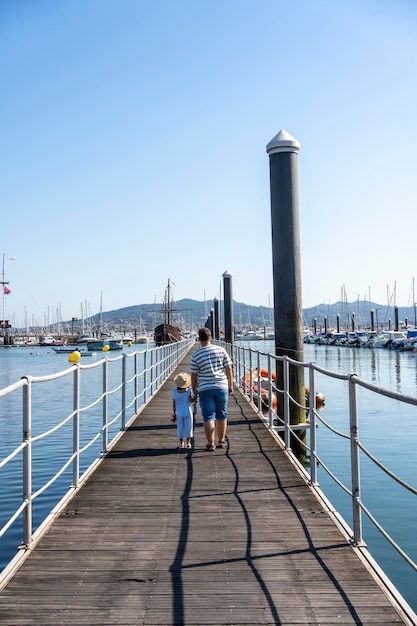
173, 372, 191, 388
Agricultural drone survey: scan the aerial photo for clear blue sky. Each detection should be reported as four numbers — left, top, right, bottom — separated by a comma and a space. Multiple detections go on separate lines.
1, 0, 416, 327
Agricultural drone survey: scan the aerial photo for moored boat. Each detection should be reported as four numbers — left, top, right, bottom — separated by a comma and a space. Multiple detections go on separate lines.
236, 330, 263, 341
52, 343, 94, 356
154, 280, 181, 346
244, 368, 277, 410
40, 336, 66, 346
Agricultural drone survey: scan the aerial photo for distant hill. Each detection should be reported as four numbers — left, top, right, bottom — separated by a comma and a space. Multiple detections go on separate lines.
73, 299, 417, 333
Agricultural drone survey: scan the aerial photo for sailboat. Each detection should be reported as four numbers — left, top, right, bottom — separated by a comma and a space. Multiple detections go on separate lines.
1, 254, 12, 346
154, 280, 181, 346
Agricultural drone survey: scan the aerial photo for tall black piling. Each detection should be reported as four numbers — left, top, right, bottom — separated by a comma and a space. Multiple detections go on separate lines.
214, 297, 220, 340
266, 129, 305, 453
223, 270, 234, 344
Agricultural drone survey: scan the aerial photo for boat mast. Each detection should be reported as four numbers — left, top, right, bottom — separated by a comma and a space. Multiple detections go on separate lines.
166, 280, 171, 326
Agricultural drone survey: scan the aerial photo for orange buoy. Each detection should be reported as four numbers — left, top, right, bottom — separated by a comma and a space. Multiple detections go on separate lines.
244, 369, 277, 411
305, 387, 325, 407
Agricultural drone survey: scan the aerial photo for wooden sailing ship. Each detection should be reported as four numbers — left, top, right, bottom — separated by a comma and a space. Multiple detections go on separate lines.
154, 280, 181, 345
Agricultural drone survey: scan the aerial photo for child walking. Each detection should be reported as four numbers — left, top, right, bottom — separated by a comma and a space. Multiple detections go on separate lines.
172, 372, 194, 449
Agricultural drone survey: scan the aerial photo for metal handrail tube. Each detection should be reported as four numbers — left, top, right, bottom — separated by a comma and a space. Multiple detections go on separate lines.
309, 366, 318, 485
134, 352, 138, 415
150, 349, 154, 396
256, 351, 261, 410
268, 353, 273, 428
283, 358, 290, 449
249, 351, 253, 404
73, 366, 80, 487
143, 350, 148, 403
23, 380, 32, 547
102, 359, 109, 453
349, 375, 362, 544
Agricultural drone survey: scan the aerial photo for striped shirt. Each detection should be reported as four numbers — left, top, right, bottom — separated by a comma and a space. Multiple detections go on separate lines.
190, 344, 232, 392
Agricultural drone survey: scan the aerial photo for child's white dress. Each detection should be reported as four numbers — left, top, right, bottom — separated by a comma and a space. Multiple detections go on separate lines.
173, 388, 193, 439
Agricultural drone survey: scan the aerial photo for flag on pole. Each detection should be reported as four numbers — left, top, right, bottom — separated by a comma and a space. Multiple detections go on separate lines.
3, 287, 11, 295
8, 257, 15, 261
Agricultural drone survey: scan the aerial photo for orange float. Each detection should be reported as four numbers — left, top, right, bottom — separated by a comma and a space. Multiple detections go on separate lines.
244, 369, 277, 411
305, 387, 325, 407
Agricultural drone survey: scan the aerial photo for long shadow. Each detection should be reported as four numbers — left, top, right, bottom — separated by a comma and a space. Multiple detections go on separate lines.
230, 394, 362, 624
222, 398, 282, 624
168, 449, 193, 624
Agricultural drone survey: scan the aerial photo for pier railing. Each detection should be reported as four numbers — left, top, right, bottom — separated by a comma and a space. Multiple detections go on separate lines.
223, 340, 417, 575
0, 339, 194, 579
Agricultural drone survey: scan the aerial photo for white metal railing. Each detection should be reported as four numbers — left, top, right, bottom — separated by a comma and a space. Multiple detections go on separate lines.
221, 340, 417, 573
0, 339, 194, 573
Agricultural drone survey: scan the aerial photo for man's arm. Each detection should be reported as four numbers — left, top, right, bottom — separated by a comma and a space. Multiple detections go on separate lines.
225, 365, 233, 394
191, 373, 198, 399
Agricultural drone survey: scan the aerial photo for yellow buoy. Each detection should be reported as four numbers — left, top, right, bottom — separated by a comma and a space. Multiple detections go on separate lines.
102, 344, 110, 352
127, 341, 132, 347
68, 351, 81, 363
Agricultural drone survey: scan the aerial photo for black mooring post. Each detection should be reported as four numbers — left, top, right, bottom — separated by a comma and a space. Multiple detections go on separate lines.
223, 270, 234, 344
208, 309, 214, 335
266, 129, 305, 452
394, 306, 399, 332
214, 297, 220, 340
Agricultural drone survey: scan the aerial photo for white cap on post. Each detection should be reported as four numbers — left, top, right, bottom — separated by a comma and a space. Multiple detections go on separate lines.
266, 129, 300, 155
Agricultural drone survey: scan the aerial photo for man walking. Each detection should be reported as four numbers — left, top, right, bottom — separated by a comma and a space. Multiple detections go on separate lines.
191, 328, 233, 450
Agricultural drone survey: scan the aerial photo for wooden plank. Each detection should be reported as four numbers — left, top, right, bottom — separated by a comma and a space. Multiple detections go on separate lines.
0, 349, 410, 625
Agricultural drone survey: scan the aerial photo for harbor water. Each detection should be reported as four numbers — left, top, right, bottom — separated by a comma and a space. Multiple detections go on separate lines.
1, 341, 416, 613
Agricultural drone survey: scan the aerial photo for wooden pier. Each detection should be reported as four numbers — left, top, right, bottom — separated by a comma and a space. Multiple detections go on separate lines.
0, 349, 412, 625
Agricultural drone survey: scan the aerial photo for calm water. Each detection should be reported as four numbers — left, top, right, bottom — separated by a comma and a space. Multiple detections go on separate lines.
1, 342, 416, 613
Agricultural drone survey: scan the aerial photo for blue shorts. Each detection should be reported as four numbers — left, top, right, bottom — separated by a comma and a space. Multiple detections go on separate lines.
199, 388, 229, 423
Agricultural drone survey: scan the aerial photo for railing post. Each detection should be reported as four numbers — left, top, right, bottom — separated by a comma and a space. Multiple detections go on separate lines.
102, 359, 108, 453
22, 379, 32, 547
144, 349, 148, 403
134, 351, 138, 415
349, 374, 362, 544
240, 345, 244, 391
256, 350, 261, 413
283, 357, 291, 449
309, 366, 318, 485
249, 350, 253, 405
121, 353, 127, 430
72, 365, 80, 487
150, 349, 154, 396
268, 353, 273, 428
